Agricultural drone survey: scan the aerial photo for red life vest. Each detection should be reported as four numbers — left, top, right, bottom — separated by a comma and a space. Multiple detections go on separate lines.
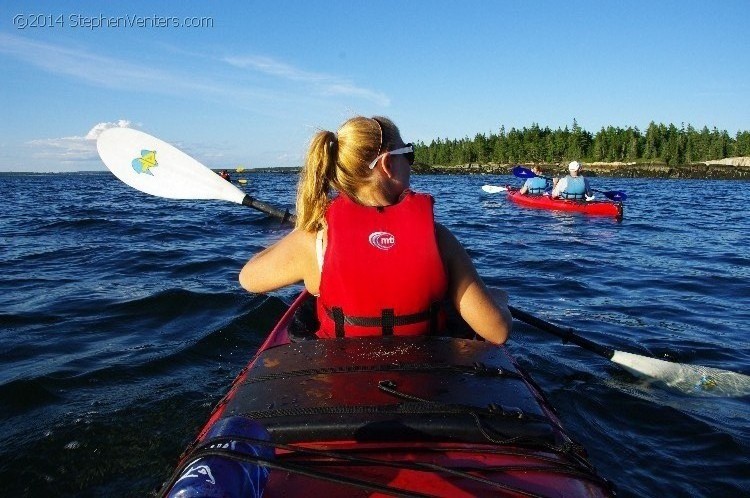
316, 191, 448, 338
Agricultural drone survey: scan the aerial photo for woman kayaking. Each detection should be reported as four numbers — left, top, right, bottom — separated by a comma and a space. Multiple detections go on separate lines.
239, 116, 511, 344
518, 164, 549, 195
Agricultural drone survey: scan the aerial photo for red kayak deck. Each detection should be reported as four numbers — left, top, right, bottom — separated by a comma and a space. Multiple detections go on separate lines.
165, 292, 615, 497
506, 187, 623, 218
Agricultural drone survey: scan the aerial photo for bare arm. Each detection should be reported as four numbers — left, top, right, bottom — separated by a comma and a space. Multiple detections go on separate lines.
551, 177, 564, 198
436, 224, 511, 344
239, 229, 318, 294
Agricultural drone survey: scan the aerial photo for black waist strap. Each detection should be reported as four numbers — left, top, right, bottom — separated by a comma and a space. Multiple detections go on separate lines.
326, 303, 441, 338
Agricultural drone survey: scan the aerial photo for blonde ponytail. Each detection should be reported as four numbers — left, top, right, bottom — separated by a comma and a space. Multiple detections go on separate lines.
295, 130, 337, 231
295, 116, 403, 231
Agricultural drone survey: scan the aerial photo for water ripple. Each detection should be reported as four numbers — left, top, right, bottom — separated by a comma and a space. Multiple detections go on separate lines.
0, 172, 748, 497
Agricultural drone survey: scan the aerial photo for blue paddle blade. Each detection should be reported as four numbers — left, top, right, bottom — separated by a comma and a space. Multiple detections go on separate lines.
512, 166, 535, 178
603, 191, 627, 202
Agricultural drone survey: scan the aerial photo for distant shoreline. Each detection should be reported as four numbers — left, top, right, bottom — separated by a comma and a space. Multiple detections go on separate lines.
237, 158, 750, 179
411, 157, 750, 180
3, 158, 750, 179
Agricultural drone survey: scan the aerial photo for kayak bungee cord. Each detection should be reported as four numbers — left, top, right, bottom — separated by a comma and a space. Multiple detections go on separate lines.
242, 361, 524, 384
374, 378, 581, 451
371, 349, 610, 483
237, 402, 547, 424
376, 379, 544, 423
159, 435, 612, 498
159, 447, 437, 498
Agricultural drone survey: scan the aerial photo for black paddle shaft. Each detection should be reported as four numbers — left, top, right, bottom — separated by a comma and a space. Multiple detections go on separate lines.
508, 305, 615, 359
242, 194, 296, 225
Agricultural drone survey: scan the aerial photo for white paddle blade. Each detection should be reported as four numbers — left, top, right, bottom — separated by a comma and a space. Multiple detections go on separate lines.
611, 351, 750, 397
482, 185, 506, 193
97, 128, 246, 205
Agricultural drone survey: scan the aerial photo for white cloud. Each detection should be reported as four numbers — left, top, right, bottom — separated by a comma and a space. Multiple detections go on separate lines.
1, 34, 174, 93
322, 83, 390, 106
223, 54, 390, 106
224, 55, 329, 82
26, 120, 132, 162
0, 33, 390, 108
85, 120, 132, 140
26, 136, 97, 162
0, 33, 270, 104
274, 151, 304, 164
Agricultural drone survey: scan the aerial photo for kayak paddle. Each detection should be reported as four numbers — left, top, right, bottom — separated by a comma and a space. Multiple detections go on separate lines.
507, 304, 750, 397
481, 185, 507, 193
592, 188, 626, 202
511, 165, 627, 202
100, 130, 748, 396
96, 128, 295, 224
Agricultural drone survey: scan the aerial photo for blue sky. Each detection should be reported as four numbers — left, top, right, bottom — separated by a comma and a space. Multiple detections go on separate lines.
1, 1, 748, 172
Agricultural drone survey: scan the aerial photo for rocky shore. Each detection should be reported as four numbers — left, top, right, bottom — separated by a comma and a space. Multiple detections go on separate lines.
242, 157, 750, 180
412, 157, 750, 180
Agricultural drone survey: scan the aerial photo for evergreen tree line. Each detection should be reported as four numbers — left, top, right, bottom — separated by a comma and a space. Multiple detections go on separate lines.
414, 120, 750, 167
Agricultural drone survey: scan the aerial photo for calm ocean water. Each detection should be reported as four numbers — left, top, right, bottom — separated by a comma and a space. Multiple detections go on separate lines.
1, 171, 748, 497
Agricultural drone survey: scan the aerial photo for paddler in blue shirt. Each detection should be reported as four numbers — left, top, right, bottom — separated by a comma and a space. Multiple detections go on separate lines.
551, 161, 592, 199
239, 116, 511, 344
518, 165, 549, 195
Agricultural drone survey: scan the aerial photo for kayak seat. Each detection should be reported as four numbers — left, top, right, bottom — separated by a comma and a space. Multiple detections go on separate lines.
288, 296, 476, 342
288, 294, 320, 341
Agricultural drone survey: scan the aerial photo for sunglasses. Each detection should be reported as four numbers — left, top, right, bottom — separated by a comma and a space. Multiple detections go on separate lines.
368, 143, 414, 169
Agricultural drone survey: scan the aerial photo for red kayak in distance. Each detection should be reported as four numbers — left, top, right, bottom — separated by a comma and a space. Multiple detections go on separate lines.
506, 187, 623, 219
158, 292, 615, 497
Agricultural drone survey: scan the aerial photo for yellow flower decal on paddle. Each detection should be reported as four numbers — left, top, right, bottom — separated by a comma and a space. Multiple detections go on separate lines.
132, 150, 158, 175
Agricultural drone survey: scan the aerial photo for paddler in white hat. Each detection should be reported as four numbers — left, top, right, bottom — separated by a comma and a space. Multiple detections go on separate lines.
551, 161, 593, 200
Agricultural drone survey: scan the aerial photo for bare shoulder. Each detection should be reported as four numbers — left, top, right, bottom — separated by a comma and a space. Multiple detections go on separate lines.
239, 228, 318, 294
281, 229, 318, 263
435, 223, 471, 269
435, 223, 461, 250
288, 227, 317, 246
